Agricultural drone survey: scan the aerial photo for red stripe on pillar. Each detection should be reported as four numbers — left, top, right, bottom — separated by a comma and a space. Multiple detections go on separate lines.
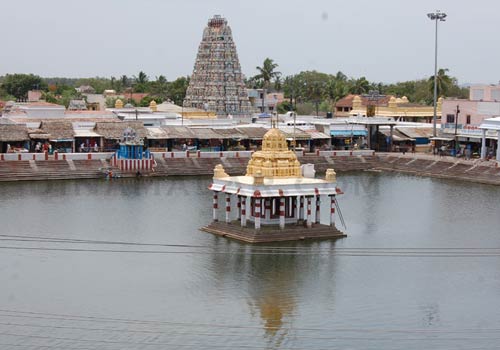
279, 211, 285, 216
331, 208, 335, 213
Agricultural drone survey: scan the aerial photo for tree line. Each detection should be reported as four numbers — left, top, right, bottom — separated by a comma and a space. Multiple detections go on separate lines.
247, 58, 468, 115
0, 72, 189, 108
1, 59, 468, 114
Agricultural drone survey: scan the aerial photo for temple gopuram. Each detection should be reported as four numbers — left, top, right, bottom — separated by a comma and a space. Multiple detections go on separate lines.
183, 15, 252, 117
202, 127, 346, 243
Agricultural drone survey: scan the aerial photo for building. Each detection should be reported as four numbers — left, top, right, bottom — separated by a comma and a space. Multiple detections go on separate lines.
247, 89, 284, 113
440, 85, 500, 155
469, 84, 500, 101
202, 126, 345, 243
336, 94, 439, 122
183, 15, 252, 117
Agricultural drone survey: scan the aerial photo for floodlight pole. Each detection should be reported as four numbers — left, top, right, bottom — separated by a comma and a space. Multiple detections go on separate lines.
428, 10, 447, 137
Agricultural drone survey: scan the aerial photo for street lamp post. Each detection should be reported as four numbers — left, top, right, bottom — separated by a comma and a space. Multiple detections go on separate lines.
427, 10, 447, 137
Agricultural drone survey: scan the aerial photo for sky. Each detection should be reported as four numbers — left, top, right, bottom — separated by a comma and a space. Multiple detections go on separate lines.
2, 0, 500, 84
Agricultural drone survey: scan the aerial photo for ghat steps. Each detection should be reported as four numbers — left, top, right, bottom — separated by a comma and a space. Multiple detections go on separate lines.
0, 160, 122, 182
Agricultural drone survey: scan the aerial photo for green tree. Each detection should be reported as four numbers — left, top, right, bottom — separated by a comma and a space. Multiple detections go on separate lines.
429, 68, 452, 97
149, 75, 169, 98
139, 95, 164, 107
254, 58, 281, 89
348, 76, 371, 94
1, 73, 46, 100
133, 71, 149, 93
168, 76, 190, 105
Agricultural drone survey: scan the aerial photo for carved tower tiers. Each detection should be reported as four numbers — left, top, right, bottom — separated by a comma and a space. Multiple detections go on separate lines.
183, 15, 252, 117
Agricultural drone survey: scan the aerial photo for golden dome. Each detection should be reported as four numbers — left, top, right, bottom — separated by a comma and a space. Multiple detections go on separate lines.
246, 128, 302, 178
149, 100, 157, 112
115, 99, 123, 109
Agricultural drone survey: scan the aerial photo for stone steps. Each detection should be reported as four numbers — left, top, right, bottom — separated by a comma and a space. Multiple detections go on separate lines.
0, 160, 122, 182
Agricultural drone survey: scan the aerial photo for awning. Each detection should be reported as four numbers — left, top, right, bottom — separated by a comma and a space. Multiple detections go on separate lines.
430, 137, 454, 141
29, 133, 51, 139
330, 130, 367, 137
74, 129, 102, 138
211, 128, 246, 140
380, 129, 415, 142
147, 127, 169, 139
190, 128, 224, 139
305, 131, 331, 139
50, 138, 74, 142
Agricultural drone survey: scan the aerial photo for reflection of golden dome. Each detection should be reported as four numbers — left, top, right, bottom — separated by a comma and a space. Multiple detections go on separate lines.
115, 99, 123, 109
246, 128, 301, 178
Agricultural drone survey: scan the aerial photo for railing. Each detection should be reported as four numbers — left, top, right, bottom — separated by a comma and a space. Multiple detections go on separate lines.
1, 150, 376, 162
0, 152, 115, 161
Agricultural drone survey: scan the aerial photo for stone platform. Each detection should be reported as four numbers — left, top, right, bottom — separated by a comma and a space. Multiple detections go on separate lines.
201, 221, 346, 243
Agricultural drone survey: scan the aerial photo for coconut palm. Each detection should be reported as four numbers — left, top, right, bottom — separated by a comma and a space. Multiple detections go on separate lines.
254, 58, 281, 90
429, 68, 452, 97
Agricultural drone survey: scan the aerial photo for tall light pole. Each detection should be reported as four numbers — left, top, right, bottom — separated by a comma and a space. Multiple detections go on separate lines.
427, 10, 447, 137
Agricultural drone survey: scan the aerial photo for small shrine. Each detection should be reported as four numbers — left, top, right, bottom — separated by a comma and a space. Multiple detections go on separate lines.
111, 127, 155, 173
202, 126, 346, 243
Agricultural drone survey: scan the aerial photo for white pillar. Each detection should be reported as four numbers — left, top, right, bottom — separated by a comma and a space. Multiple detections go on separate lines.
330, 195, 336, 226
279, 197, 285, 229
315, 195, 321, 224
264, 198, 271, 221
241, 196, 247, 227
254, 198, 261, 230
497, 131, 500, 162
212, 192, 218, 221
481, 129, 487, 160
225, 193, 231, 223
306, 196, 312, 228
293, 196, 298, 223
237, 196, 242, 220
299, 196, 304, 221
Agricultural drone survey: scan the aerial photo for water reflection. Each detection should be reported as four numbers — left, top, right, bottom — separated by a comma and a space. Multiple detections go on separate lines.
1, 175, 500, 349
205, 239, 340, 347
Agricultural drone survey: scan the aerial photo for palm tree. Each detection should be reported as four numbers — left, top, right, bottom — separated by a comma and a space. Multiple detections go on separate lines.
120, 75, 129, 88
255, 58, 281, 90
349, 77, 370, 95
429, 68, 452, 97
135, 71, 149, 85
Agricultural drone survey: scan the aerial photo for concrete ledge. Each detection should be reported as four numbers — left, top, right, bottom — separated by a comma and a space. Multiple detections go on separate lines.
201, 221, 346, 243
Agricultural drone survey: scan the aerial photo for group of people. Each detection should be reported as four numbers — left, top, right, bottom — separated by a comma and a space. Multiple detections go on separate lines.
79, 141, 99, 153
34, 142, 51, 153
